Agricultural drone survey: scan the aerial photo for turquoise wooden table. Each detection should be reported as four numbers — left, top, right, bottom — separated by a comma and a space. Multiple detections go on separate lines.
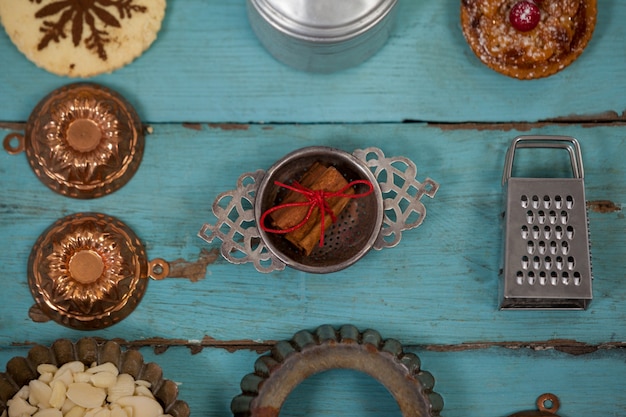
1, 1, 625, 416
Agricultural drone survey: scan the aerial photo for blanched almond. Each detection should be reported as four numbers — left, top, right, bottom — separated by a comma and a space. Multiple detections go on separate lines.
90, 372, 117, 389
48, 381, 66, 409
113, 397, 162, 417
7, 396, 38, 417
66, 383, 106, 409
106, 375, 134, 403
63, 406, 85, 417
33, 409, 62, 417
86, 364, 118, 377
29, 380, 52, 408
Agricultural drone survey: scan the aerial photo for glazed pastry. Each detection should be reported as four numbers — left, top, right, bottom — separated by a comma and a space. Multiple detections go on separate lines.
460, 0, 597, 79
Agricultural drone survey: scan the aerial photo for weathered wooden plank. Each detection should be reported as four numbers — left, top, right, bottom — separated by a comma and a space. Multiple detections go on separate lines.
1, 122, 624, 348
0, 345, 624, 417
0, 1, 624, 123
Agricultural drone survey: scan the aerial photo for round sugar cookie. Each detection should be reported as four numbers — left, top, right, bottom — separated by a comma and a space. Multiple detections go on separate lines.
0, 0, 166, 77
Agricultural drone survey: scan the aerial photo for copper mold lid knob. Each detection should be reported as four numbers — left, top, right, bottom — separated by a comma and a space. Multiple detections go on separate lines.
28, 212, 169, 330
3, 83, 144, 199
198, 146, 439, 274
231, 324, 443, 417
507, 393, 561, 417
0, 338, 189, 417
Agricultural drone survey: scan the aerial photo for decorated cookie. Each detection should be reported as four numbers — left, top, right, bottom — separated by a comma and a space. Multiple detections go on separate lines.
0, 0, 166, 77
461, 0, 597, 79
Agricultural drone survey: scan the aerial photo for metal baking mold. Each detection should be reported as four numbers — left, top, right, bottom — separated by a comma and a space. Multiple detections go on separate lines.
3, 83, 144, 199
28, 212, 169, 330
247, 0, 398, 72
198, 146, 438, 273
507, 393, 561, 417
231, 324, 443, 417
0, 338, 189, 417
501, 136, 592, 310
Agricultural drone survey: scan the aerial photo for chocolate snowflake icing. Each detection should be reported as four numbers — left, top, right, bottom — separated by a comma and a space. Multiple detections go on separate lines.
30, 0, 148, 60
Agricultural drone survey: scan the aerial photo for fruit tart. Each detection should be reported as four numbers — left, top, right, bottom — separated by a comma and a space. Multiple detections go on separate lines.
460, 0, 597, 79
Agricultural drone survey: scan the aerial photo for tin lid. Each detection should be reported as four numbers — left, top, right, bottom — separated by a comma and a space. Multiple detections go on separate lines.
23, 83, 144, 199
251, 0, 397, 41
28, 212, 168, 330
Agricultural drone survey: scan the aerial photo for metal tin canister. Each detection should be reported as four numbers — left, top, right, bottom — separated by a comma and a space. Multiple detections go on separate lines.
247, 0, 398, 72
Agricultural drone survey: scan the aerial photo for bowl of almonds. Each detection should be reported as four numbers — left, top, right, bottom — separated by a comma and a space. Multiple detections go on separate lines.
0, 338, 189, 417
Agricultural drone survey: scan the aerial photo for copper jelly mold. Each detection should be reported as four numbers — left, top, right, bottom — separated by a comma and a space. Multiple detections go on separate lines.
3, 83, 144, 199
199, 146, 439, 273
0, 338, 189, 417
28, 212, 169, 330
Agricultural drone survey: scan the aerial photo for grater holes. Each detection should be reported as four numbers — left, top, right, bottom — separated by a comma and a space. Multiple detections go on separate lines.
566, 225, 574, 239
538, 240, 547, 254
526, 210, 534, 224
562, 272, 570, 285
532, 225, 540, 239
527, 241, 535, 254
543, 226, 551, 240
573, 272, 582, 286
556, 256, 564, 270
539, 271, 547, 285
549, 210, 557, 224
537, 210, 546, 224
533, 256, 541, 270
567, 256, 575, 270
532, 195, 540, 209
544, 256, 552, 270
521, 195, 529, 208
527, 271, 536, 285
554, 195, 563, 209
566, 195, 574, 209
521, 256, 529, 270
560, 210, 569, 224
561, 241, 570, 255
521, 225, 529, 239
543, 195, 551, 209
549, 241, 558, 255
550, 271, 558, 286
554, 225, 563, 240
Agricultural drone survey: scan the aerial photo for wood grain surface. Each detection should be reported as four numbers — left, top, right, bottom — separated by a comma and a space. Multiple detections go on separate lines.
0, 1, 625, 416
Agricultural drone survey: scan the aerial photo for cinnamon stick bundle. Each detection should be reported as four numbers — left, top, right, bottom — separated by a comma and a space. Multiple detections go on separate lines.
269, 163, 354, 255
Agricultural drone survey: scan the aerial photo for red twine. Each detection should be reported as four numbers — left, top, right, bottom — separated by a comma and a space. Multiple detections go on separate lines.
260, 179, 374, 247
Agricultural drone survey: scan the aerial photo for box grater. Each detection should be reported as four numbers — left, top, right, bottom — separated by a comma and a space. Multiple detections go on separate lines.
500, 136, 592, 310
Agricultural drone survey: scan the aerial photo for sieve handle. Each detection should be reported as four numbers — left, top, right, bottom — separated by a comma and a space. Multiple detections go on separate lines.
502, 135, 584, 185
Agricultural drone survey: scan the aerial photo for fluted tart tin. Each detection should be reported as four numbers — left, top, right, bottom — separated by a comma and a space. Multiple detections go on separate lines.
28, 212, 169, 330
247, 0, 398, 72
3, 83, 144, 199
199, 146, 439, 274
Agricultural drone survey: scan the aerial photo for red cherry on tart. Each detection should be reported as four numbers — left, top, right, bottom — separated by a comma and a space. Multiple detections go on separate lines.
509, 1, 541, 32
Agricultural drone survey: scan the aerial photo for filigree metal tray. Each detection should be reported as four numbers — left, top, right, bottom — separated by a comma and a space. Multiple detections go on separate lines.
199, 146, 438, 273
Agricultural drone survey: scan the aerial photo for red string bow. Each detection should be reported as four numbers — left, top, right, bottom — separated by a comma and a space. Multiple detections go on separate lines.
260, 179, 374, 248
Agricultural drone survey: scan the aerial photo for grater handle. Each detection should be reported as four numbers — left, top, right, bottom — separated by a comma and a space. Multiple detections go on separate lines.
502, 135, 584, 185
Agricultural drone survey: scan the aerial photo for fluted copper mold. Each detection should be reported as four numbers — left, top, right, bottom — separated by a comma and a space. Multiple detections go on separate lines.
3, 83, 144, 199
232, 324, 444, 417
28, 213, 168, 330
0, 338, 189, 417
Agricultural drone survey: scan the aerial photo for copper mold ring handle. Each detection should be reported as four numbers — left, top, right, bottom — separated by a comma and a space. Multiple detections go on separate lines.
3, 133, 25, 154
231, 324, 444, 417
149, 258, 170, 280
537, 393, 560, 414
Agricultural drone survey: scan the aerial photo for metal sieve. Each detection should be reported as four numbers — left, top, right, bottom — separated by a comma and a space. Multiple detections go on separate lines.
255, 146, 384, 273
500, 136, 592, 310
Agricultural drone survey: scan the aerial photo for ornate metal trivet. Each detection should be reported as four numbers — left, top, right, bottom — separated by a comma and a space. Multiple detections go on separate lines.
28, 212, 169, 330
198, 147, 438, 273
3, 83, 144, 199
